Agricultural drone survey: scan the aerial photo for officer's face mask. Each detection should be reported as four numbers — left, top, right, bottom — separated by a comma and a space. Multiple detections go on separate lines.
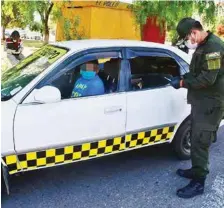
184, 32, 198, 49
185, 40, 198, 49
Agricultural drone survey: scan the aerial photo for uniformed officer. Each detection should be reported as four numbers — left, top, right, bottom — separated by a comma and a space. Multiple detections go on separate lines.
5, 30, 24, 66
170, 17, 224, 198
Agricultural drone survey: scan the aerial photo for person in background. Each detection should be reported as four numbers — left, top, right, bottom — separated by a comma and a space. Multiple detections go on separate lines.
71, 60, 105, 98
5, 30, 25, 66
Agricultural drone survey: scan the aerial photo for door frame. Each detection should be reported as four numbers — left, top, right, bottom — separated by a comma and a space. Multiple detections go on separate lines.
19, 47, 127, 104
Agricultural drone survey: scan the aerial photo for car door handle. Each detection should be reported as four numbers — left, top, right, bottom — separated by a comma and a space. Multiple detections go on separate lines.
104, 106, 122, 114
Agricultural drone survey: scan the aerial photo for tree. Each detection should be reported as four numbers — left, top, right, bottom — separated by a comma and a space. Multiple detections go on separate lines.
29, 21, 43, 35
27, 1, 54, 44
1, 0, 34, 40
132, 0, 217, 43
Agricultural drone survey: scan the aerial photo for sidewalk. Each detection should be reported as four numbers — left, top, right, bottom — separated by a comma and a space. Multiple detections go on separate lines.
1, 45, 39, 71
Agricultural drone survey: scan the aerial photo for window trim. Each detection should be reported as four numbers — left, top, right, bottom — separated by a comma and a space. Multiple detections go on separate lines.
124, 47, 186, 91
20, 47, 125, 103
37, 47, 123, 88
125, 47, 189, 74
47, 51, 120, 83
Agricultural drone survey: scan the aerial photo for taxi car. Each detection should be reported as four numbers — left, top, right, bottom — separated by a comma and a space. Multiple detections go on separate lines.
2, 40, 222, 193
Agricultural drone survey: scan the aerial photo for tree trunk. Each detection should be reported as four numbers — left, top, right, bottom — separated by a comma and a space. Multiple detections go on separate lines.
140, 24, 144, 41
44, 21, 49, 44
43, 3, 54, 44
2, 26, 6, 41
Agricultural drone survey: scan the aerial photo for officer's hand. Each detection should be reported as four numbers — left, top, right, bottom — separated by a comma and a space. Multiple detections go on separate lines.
170, 77, 181, 89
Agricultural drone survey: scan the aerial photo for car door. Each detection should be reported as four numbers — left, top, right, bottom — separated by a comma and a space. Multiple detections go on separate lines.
14, 49, 127, 169
124, 48, 189, 148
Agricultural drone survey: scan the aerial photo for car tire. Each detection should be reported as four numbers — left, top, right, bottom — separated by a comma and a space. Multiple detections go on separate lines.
173, 117, 191, 160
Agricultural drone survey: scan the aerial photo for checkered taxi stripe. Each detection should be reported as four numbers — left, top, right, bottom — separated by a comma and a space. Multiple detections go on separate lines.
2, 125, 175, 175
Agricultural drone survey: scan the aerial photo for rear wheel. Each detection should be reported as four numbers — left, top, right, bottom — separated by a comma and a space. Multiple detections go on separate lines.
173, 118, 191, 160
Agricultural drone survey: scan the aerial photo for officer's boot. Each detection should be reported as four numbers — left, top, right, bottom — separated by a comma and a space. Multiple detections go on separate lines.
176, 178, 205, 198
176, 168, 195, 179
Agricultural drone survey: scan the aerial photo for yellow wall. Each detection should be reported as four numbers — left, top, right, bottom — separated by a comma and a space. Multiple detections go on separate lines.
55, 1, 140, 41
56, 7, 92, 40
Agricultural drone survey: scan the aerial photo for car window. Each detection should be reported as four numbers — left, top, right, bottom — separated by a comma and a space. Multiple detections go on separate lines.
49, 52, 122, 100
1, 45, 68, 101
129, 56, 180, 91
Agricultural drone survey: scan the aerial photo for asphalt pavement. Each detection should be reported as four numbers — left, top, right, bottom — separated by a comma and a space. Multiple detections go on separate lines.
2, 126, 224, 208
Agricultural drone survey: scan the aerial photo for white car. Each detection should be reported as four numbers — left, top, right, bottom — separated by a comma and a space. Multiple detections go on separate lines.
25, 31, 42, 40
2, 40, 222, 194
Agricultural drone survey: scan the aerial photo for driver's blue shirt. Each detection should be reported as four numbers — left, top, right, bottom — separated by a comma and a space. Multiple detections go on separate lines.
71, 75, 105, 98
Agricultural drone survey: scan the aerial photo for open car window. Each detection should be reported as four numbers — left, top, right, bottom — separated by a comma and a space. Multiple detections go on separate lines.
129, 56, 180, 90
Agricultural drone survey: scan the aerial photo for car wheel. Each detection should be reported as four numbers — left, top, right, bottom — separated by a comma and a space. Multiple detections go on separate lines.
173, 118, 191, 160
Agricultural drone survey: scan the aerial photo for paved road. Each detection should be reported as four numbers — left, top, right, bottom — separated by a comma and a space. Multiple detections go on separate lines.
2, 126, 224, 208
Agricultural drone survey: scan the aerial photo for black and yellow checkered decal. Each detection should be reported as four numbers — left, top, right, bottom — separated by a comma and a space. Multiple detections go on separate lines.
2, 125, 176, 175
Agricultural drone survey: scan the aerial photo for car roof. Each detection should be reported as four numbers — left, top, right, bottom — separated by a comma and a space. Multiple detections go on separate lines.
51, 39, 191, 64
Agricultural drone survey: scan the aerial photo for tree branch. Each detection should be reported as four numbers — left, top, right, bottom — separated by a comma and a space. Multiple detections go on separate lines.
37, 8, 45, 24
45, 2, 54, 22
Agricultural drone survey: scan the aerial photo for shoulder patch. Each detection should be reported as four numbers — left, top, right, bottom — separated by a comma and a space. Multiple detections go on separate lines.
206, 52, 221, 70
206, 52, 221, 60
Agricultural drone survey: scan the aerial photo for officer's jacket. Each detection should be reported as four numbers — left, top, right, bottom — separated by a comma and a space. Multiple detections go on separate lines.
183, 32, 224, 107
5, 37, 22, 51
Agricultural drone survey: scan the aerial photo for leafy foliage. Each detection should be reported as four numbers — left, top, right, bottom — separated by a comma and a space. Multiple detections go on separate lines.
63, 16, 86, 40
1, 1, 34, 28
132, 0, 219, 42
1, 0, 35, 39
29, 22, 43, 34
133, 0, 218, 28
52, 2, 87, 40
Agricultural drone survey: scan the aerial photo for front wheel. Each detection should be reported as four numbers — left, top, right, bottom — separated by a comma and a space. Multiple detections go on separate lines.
173, 118, 191, 160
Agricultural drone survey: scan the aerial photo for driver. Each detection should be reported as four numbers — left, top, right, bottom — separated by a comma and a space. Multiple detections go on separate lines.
71, 60, 105, 98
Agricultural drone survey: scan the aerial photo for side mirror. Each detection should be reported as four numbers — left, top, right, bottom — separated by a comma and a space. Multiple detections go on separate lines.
34, 86, 61, 104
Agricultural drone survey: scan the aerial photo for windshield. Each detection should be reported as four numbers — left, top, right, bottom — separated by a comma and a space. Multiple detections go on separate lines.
1, 45, 68, 101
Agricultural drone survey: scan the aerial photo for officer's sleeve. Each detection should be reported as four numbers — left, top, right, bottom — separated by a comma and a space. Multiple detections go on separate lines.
183, 44, 222, 89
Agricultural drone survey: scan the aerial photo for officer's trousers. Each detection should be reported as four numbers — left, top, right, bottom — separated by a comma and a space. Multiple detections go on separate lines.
190, 105, 224, 178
